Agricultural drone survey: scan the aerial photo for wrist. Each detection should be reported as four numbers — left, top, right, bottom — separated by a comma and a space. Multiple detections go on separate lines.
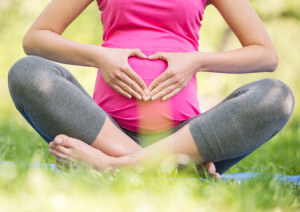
193, 51, 207, 73
89, 45, 107, 69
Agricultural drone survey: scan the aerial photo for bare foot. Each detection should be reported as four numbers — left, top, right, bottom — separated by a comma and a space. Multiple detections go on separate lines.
196, 162, 221, 180
49, 134, 117, 171
49, 134, 221, 180
54, 158, 78, 170
55, 158, 66, 170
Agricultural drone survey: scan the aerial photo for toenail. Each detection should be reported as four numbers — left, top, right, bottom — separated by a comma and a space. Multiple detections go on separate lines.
57, 138, 62, 144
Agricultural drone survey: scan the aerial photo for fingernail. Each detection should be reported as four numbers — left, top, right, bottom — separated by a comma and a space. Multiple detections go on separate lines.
56, 138, 62, 144
144, 96, 151, 101
142, 53, 147, 58
137, 94, 142, 100
148, 55, 153, 59
144, 89, 150, 95
128, 94, 132, 98
162, 96, 166, 101
151, 95, 157, 101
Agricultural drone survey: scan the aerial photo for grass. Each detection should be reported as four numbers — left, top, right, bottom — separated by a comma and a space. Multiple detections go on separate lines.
0, 0, 299, 211
0, 110, 299, 212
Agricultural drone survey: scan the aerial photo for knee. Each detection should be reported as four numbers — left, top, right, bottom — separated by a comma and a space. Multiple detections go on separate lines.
258, 78, 295, 123
8, 56, 55, 98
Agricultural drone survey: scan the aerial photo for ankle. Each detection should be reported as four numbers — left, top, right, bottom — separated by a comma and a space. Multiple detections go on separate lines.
113, 154, 136, 168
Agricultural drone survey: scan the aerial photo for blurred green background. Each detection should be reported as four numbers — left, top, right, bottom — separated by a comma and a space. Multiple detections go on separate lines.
0, 0, 299, 211
0, 0, 299, 171
0, 0, 299, 117
0, 0, 299, 168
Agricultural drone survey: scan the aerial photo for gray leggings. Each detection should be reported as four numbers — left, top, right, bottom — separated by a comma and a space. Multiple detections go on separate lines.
7, 56, 295, 174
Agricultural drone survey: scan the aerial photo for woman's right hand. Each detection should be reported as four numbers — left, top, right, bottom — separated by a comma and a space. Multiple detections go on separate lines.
95, 47, 150, 100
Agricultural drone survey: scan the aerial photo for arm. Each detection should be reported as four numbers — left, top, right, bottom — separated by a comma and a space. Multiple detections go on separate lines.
22, 0, 148, 99
22, 0, 104, 67
144, 0, 279, 101
196, 0, 279, 73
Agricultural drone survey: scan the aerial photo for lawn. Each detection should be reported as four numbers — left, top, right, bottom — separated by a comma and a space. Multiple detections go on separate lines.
0, 110, 299, 211
0, 0, 299, 211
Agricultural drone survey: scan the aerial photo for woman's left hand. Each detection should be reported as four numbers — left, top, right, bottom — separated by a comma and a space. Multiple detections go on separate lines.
147, 51, 200, 101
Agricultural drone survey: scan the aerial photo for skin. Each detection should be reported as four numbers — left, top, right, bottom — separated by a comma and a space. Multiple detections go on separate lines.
23, 0, 278, 178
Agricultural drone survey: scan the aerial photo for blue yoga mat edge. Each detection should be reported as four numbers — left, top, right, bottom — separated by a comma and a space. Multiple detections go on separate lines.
1, 161, 299, 185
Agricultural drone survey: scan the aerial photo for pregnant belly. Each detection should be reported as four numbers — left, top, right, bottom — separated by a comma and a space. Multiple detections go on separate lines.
92, 51, 200, 134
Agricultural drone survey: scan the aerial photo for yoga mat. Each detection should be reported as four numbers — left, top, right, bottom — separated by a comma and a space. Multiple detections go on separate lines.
1, 161, 299, 185
220, 172, 300, 185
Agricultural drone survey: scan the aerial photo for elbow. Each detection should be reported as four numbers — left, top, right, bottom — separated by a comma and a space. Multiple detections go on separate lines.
22, 32, 35, 55
266, 47, 279, 72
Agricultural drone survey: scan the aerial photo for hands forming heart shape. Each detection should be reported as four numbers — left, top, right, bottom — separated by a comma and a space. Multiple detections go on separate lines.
98, 47, 200, 101
145, 51, 200, 101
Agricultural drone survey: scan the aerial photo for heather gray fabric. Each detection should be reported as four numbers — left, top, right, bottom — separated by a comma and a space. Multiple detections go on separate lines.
121, 78, 295, 174
8, 55, 111, 144
8, 56, 295, 174
188, 78, 295, 163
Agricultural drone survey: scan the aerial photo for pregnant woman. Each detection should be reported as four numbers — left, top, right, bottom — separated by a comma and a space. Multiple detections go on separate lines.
8, 0, 295, 178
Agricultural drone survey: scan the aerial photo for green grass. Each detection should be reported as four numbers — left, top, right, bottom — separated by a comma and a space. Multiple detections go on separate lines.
0, 111, 299, 212
0, 0, 299, 211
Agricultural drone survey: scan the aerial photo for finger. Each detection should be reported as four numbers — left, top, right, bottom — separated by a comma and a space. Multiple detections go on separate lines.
117, 80, 142, 100
148, 70, 170, 91
148, 51, 167, 60
161, 87, 182, 101
129, 48, 147, 59
119, 72, 147, 99
111, 84, 132, 99
148, 76, 173, 96
151, 84, 177, 101
148, 79, 174, 100
123, 66, 148, 94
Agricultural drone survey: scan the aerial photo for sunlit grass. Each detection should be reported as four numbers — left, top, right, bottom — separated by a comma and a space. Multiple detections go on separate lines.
0, 0, 299, 210
0, 110, 299, 211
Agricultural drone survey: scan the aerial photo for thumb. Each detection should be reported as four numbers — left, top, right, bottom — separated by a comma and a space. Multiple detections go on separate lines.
129, 48, 147, 59
148, 51, 166, 60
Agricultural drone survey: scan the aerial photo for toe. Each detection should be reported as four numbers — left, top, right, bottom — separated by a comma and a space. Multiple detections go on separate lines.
56, 145, 72, 156
213, 172, 221, 180
54, 134, 72, 147
205, 162, 216, 174
49, 148, 66, 159
49, 141, 71, 155
55, 159, 64, 170
56, 158, 72, 170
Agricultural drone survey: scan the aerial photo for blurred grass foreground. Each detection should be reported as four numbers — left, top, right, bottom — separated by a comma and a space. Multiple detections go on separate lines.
0, 0, 299, 211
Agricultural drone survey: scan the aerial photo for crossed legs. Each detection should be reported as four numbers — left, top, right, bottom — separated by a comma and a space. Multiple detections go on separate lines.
7, 56, 219, 176
7, 56, 144, 154
8, 56, 295, 176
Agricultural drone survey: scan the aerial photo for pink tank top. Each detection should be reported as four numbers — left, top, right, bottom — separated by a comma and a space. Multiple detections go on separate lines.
93, 0, 207, 134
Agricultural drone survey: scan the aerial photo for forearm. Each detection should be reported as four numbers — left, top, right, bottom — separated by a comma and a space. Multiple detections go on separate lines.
195, 44, 279, 74
22, 30, 105, 68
